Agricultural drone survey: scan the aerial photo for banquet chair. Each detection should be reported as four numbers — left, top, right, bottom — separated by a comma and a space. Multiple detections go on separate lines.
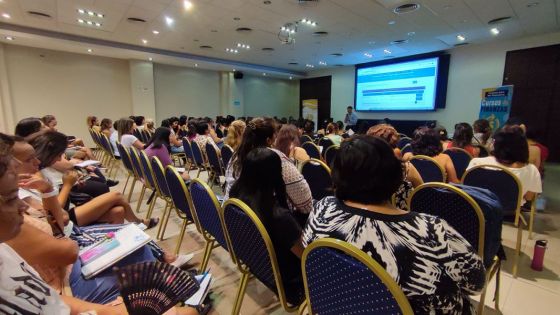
205, 142, 224, 188
409, 155, 446, 182
300, 135, 313, 144
443, 147, 473, 179
397, 137, 412, 149
408, 183, 501, 314
222, 198, 300, 315
401, 143, 412, 156
221, 144, 234, 170
190, 141, 208, 178
301, 142, 321, 160
138, 151, 161, 217
318, 137, 334, 158
182, 138, 196, 171
301, 238, 413, 315
115, 143, 135, 196
165, 166, 198, 254
189, 179, 232, 272
323, 145, 339, 167
462, 164, 533, 278
125, 147, 145, 205
300, 159, 333, 201
150, 156, 175, 240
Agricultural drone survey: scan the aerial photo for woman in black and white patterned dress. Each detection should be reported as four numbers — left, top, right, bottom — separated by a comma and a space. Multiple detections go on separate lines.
302, 135, 486, 315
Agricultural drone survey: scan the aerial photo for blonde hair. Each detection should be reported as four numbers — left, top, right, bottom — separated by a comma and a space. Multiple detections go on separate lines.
326, 122, 338, 135
366, 124, 400, 147
225, 120, 246, 150
145, 118, 155, 131
86, 116, 98, 128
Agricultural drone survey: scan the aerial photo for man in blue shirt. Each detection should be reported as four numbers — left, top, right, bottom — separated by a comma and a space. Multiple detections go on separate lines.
343, 106, 358, 130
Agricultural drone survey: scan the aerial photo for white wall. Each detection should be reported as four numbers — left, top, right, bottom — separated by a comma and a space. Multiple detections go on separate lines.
243, 75, 299, 118
310, 31, 560, 131
2, 44, 133, 146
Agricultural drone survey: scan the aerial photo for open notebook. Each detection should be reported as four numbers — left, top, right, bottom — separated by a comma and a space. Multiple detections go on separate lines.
185, 273, 213, 306
79, 224, 151, 279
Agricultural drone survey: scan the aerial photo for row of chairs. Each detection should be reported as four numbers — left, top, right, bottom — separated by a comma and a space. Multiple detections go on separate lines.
87, 129, 119, 179
179, 138, 234, 189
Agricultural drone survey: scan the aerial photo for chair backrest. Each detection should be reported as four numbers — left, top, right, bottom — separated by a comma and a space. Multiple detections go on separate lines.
141, 129, 153, 143
220, 145, 234, 169
132, 128, 142, 142
409, 155, 446, 182
324, 145, 339, 167
189, 179, 229, 249
138, 151, 157, 190
190, 140, 206, 167
99, 133, 115, 156
408, 183, 485, 257
302, 238, 413, 315
318, 137, 334, 154
401, 143, 412, 155
300, 135, 313, 144
222, 199, 298, 309
301, 142, 321, 160
301, 158, 333, 201
443, 148, 472, 179
205, 143, 224, 176
181, 138, 196, 164
116, 142, 134, 174
151, 156, 171, 199
462, 164, 522, 216
165, 166, 195, 223
397, 137, 412, 149
127, 147, 145, 180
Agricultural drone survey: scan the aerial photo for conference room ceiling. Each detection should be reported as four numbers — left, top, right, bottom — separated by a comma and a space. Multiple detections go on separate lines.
0, 0, 559, 75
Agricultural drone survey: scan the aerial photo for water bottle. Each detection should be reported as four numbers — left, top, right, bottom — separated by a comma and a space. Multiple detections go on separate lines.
531, 240, 548, 271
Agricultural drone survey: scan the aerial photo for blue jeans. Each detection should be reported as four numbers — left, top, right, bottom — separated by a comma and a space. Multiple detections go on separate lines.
70, 246, 156, 304
171, 146, 185, 153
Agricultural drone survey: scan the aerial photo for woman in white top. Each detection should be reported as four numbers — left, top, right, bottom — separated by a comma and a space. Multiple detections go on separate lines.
324, 122, 342, 146
116, 118, 144, 150
467, 126, 542, 201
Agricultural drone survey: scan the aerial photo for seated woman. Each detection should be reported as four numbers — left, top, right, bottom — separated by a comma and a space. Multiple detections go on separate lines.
324, 123, 342, 146
100, 118, 113, 138
303, 135, 486, 314
116, 118, 145, 150
447, 122, 480, 157
43, 115, 92, 158
87, 115, 101, 133
229, 147, 304, 305
145, 127, 190, 181
275, 124, 310, 165
12, 135, 159, 229
225, 117, 313, 215
467, 126, 542, 202
473, 119, 492, 148
225, 119, 246, 151
366, 124, 423, 209
0, 151, 199, 314
403, 127, 460, 183
144, 118, 157, 134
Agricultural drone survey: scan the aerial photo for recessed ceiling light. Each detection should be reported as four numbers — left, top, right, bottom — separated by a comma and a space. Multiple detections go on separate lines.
148, 57, 153, 61
319, 61, 327, 66
95, 22, 101, 27
407, 31, 416, 36
86, 21, 93, 25
526, 2, 539, 8
388, 20, 396, 25
183, 0, 193, 10
262, 73, 266, 76
368, 41, 376, 45
78, 9, 85, 14
142, 39, 148, 44
87, 48, 93, 53
152, 30, 159, 35
233, 69, 236, 72
457, 34, 466, 41
490, 28, 500, 35
78, 19, 84, 23
364, 52, 373, 58
194, 63, 198, 67
384, 49, 392, 54
289, 76, 293, 80
165, 16, 174, 26
87, 11, 94, 16
2, 13, 11, 19
5, 36, 14, 41
96, 13, 104, 18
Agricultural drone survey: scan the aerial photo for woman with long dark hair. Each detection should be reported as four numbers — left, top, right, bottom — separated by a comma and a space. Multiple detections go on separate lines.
447, 122, 480, 157
224, 117, 313, 214
274, 124, 309, 164
145, 127, 190, 180
229, 147, 304, 305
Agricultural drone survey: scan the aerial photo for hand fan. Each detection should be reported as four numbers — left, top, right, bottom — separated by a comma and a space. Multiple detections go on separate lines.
114, 261, 200, 315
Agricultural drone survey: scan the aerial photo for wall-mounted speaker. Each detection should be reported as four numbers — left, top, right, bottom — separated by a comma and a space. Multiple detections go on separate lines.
234, 71, 244, 79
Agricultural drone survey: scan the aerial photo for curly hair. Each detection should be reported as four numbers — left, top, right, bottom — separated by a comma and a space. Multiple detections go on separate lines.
411, 127, 442, 157
225, 120, 246, 150
366, 124, 400, 148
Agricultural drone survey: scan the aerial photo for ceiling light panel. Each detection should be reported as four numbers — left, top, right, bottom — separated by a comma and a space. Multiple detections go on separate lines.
225, 48, 239, 54
184, 1, 194, 10
77, 19, 102, 27
77, 9, 104, 18
1, 13, 10, 19
236, 43, 251, 49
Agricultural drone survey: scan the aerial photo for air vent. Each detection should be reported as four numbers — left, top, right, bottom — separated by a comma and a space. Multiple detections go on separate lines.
199, 45, 213, 49
390, 39, 409, 45
236, 27, 253, 33
488, 16, 512, 25
393, 3, 420, 14
288, 62, 299, 65
312, 31, 328, 37
262, 47, 275, 51
127, 17, 146, 23
330, 53, 343, 57
27, 11, 52, 19
454, 42, 469, 47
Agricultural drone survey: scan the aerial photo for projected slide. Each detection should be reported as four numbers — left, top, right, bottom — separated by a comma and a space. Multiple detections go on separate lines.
355, 57, 439, 111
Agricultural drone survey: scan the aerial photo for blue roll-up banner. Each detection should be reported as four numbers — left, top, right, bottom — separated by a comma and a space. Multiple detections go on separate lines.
478, 85, 514, 130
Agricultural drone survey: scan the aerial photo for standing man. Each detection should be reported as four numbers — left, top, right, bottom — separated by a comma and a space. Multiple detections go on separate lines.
344, 105, 358, 131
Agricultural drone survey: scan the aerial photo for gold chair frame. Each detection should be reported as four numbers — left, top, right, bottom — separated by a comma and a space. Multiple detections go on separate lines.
410, 155, 447, 182
221, 198, 299, 315
408, 182, 501, 314
301, 238, 414, 315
